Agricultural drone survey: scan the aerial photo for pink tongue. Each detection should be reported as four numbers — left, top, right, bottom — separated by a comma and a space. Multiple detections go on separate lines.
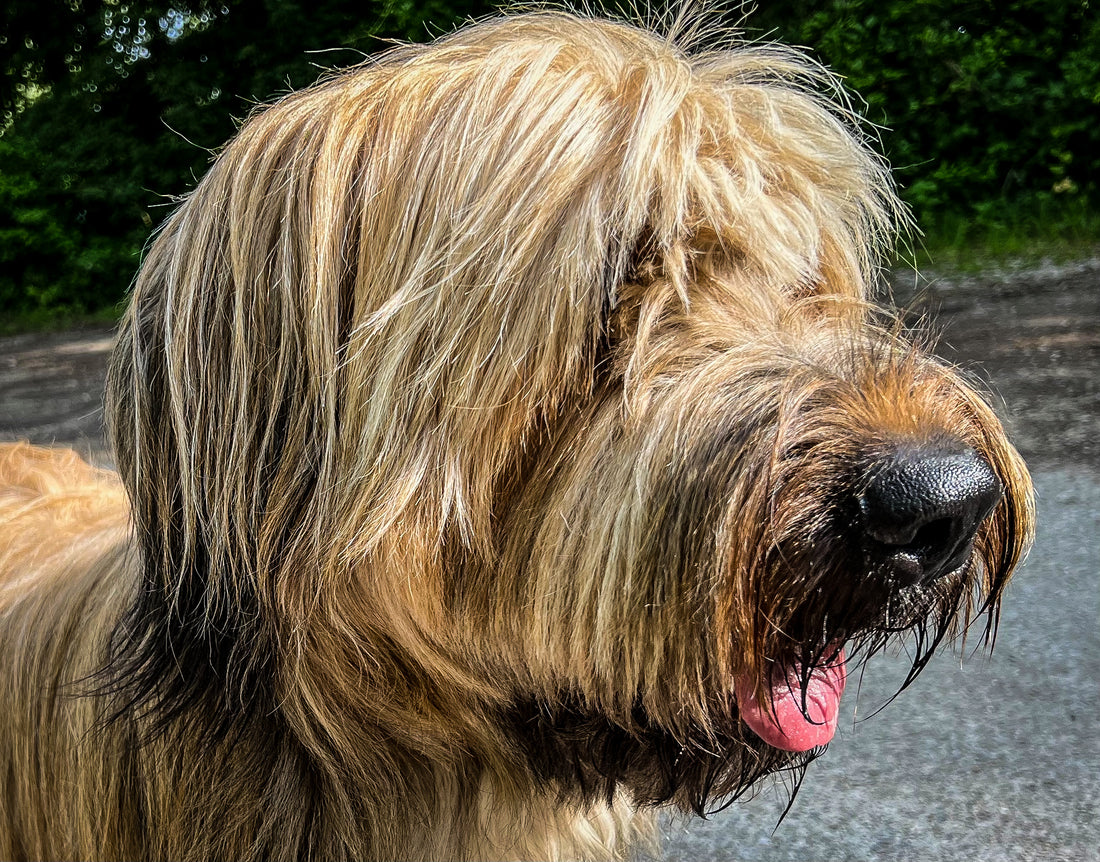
735, 648, 847, 752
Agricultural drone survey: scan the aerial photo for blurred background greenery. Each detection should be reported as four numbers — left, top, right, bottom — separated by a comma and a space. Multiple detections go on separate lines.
2, 0, 1097, 329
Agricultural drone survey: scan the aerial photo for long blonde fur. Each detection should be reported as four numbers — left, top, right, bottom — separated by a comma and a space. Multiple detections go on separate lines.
0, 10, 1031, 861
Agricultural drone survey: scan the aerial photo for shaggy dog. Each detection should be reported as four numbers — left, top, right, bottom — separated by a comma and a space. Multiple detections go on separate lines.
0, 11, 1032, 861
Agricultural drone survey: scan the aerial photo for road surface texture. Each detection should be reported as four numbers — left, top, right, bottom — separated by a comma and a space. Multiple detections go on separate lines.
1, 260, 1098, 861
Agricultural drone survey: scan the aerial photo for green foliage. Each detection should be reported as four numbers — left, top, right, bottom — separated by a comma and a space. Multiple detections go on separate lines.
747, 0, 1100, 229
0, 131, 143, 317
1, 0, 494, 321
1, 0, 1098, 323
913, 196, 1100, 275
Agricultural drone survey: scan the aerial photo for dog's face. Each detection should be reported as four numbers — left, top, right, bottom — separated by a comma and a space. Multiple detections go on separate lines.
485, 265, 1031, 812
107, 12, 1034, 815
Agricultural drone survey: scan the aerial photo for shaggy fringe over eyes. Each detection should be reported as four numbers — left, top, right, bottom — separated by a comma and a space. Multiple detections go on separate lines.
104, 8, 907, 737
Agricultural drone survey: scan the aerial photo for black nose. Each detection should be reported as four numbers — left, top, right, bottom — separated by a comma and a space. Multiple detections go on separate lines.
860, 444, 1003, 587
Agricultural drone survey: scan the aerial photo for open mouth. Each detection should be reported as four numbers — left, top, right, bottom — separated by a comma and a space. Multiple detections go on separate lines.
734, 644, 848, 752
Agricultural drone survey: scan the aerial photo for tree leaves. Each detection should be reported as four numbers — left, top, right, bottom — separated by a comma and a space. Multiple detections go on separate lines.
1, 0, 492, 317
748, 0, 1100, 222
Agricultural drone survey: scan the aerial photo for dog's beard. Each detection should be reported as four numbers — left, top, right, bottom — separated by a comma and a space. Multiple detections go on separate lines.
505, 690, 822, 817
502, 475, 1000, 814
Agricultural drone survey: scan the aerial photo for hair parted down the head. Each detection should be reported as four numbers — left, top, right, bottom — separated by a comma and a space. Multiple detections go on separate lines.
0, 8, 1033, 862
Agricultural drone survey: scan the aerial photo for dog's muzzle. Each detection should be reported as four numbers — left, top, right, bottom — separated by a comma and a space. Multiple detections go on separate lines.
860, 442, 1003, 588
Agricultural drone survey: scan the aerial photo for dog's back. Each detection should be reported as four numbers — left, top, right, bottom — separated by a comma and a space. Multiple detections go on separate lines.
0, 441, 124, 520
0, 443, 135, 860
0, 443, 129, 594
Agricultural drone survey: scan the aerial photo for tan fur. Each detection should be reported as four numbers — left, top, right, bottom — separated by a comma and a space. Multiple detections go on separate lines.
0, 10, 1033, 861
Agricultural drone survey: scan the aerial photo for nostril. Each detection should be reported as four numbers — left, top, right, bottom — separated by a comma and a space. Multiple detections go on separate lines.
860, 443, 1003, 587
910, 517, 954, 555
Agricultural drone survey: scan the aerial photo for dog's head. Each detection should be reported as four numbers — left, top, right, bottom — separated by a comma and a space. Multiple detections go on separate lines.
107, 11, 1033, 811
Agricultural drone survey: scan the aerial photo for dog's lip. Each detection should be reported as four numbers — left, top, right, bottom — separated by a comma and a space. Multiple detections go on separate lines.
734, 644, 847, 753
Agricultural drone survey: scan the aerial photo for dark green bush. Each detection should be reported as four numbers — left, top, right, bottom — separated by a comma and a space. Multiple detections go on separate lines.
1, 0, 493, 322
748, 0, 1099, 227
0, 134, 142, 317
